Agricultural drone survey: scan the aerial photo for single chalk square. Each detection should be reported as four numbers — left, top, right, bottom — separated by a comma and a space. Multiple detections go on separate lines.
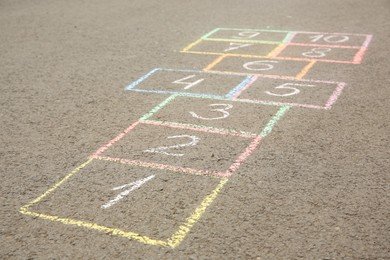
23, 159, 223, 247
273, 44, 366, 64
205, 55, 313, 79
94, 121, 255, 177
202, 28, 290, 43
233, 76, 346, 109
143, 95, 281, 137
288, 32, 372, 48
126, 68, 251, 99
182, 39, 279, 58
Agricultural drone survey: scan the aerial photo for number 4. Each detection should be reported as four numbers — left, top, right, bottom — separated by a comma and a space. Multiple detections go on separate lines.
173, 75, 205, 90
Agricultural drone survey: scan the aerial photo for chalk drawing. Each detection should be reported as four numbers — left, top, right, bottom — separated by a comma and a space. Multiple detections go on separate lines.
230, 75, 346, 109
172, 75, 205, 90
200, 28, 291, 44
166, 178, 228, 248
184, 28, 372, 64
21, 27, 373, 249
264, 83, 316, 97
243, 60, 278, 71
125, 67, 251, 98
204, 55, 313, 79
101, 175, 156, 209
19, 158, 230, 248
309, 34, 349, 43
144, 135, 200, 157
189, 103, 233, 121
232, 31, 261, 39
302, 47, 332, 58
224, 42, 253, 52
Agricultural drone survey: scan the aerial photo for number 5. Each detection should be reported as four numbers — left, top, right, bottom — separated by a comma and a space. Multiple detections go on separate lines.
265, 83, 315, 97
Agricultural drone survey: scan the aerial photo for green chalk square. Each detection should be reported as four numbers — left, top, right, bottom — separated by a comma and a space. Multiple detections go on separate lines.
142, 95, 282, 137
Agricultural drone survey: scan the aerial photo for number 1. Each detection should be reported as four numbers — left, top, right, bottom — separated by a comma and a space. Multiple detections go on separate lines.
101, 175, 155, 209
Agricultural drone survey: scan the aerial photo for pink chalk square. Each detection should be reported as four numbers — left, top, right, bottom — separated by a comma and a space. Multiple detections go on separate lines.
206, 55, 312, 78
274, 45, 364, 63
29, 159, 222, 240
186, 39, 279, 57
234, 76, 346, 109
204, 28, 289, 43
145, 95, 281, 137
94, 121, 257, 176
288, 32, 370, 47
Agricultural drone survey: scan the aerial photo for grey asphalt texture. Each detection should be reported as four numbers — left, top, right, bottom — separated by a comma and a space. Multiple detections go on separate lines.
1, 0, 389, 258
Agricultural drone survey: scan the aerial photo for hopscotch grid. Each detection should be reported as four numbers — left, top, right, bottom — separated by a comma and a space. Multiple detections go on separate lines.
21, 27, 372, 249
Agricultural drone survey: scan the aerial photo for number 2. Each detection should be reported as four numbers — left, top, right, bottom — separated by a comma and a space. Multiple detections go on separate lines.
190, 103, 233, 120
144, 135, 200, 157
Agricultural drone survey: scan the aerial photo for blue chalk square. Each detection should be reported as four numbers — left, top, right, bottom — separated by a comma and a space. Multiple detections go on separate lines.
126, 68, 253, 99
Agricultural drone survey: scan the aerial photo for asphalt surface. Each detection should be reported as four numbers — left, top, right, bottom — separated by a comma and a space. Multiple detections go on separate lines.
1, 0, 389, 258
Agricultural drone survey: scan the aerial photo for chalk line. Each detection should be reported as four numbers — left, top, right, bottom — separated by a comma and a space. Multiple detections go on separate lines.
143, 119, 257, 138
167, 178, 229, 248
20, 159, 94, 212
203, 55, 227, 71
141, 120, 255, 138
139, 95, 177, 121
324, 82, 346, 109
101, 175, 156, 209
260, 105, 291, 137
19, 208, 169, 247
126, 68, 160, 90
231, 76, 258, 99
93, 155, 230, 178
227, 136, 262, 173
225, 75, 256, 98
93, 121, 140, 156
296, 60, 316, 79
203, 38, 282, 44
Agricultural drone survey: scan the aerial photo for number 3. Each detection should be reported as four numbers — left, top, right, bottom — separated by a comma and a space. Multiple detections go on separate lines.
190, 104, 233, 120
